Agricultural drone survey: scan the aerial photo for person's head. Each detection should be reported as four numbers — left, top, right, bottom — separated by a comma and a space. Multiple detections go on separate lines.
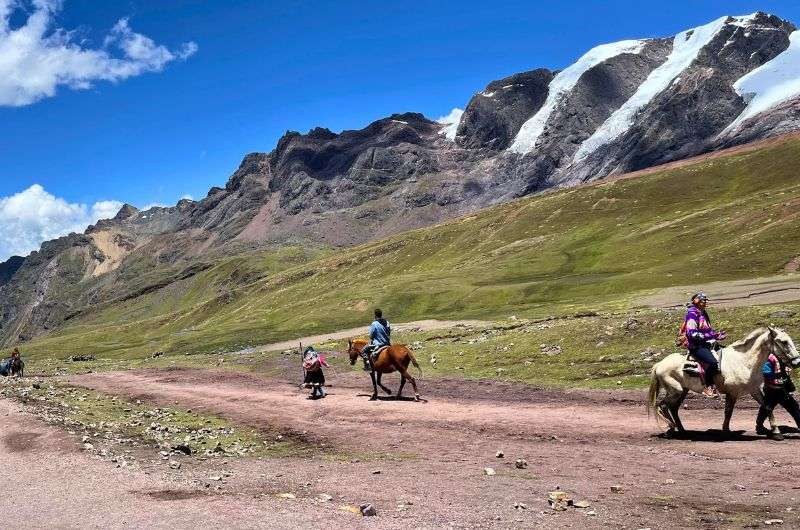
691, 292, 709, 309
374, 308, 383, 320
11, 347, 19, 357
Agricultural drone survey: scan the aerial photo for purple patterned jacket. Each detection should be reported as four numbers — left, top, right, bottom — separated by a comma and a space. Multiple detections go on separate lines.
684, 306, 720, 349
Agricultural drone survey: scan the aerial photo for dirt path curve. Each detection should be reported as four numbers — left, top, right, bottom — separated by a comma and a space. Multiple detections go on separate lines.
64, 368, 800, 529
642, 274, 800, 308
244, 319, 490, 353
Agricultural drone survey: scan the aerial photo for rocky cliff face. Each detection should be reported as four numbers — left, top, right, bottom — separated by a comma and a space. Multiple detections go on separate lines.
3, 12, 800, 346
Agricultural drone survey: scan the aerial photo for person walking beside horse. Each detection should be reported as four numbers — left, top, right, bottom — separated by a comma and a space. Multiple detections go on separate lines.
755, 352, 800, 440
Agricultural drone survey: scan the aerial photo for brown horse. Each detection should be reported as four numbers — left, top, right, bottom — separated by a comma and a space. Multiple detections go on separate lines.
348, 339, 422, 401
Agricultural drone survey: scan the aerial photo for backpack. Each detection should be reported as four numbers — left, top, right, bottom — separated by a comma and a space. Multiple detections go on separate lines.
675, 321, 689, 350
303, 350, 321, 372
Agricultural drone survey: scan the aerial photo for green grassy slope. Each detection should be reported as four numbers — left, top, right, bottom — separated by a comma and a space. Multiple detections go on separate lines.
19, 136, 800, 361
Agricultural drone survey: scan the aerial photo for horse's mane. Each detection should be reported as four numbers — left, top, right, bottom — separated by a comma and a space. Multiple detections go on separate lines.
350, 338, 369, 347
730, 327, 768, 353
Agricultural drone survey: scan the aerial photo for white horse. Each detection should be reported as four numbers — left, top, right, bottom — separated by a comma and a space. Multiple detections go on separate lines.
648, 327, 800, 435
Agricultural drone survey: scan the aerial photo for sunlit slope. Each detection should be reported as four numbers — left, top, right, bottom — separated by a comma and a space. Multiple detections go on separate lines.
24, 136, 800, 359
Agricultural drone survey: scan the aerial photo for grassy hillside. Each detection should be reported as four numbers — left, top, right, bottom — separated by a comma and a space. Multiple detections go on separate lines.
17, 136, 800, 362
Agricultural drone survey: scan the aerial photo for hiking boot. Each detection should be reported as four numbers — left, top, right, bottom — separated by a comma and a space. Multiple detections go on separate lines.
701, 386, 719, 398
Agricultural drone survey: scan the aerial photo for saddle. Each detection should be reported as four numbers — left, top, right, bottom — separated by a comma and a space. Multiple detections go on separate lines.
682, 344, 723, 377
362, 345, 389, 361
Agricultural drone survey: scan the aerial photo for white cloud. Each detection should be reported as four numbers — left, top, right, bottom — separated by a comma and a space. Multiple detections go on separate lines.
0, 184, 123, 260
0, 1, 198, 107
436, 108, 464, 141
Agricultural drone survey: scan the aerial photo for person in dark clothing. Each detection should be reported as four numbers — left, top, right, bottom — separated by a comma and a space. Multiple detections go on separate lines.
756, 353, 800, 440
302, 346, 329, 399
683, 293, 727, 397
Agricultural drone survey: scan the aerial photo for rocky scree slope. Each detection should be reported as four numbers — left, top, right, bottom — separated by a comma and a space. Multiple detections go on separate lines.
2, 12, 800, 346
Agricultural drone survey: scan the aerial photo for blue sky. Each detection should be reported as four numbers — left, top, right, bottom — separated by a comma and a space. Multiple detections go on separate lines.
1, 0, 799, 259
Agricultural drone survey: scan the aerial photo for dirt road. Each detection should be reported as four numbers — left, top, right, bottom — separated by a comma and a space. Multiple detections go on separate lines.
642, 274, 800, 308
4, 366, 791, 529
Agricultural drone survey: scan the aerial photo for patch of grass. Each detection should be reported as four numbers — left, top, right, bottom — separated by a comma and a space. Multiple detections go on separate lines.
1, 381, 314, 458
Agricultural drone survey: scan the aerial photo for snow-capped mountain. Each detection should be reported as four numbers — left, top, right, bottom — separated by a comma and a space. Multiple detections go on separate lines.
3, 12, 800, 345
456, 12, 798, 186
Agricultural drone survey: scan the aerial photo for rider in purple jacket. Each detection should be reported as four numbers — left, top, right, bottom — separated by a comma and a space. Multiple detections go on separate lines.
685, 293, 727, 397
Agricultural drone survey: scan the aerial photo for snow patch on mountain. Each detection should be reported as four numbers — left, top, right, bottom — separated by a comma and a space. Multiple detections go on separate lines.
437, 108, 464, 141
573, 16, 732, 160
724, 30, 800, 133
508, 39, 647, 154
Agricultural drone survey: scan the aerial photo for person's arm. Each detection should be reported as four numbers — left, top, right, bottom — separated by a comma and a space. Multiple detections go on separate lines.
369, 323, 377, 342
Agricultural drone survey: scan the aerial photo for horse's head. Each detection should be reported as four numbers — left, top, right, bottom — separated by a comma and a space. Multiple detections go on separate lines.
768, 327, 800, 367
347, 339, 368, 365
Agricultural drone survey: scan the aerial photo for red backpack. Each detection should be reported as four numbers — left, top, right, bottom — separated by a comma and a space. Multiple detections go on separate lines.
675, 320, 689, 350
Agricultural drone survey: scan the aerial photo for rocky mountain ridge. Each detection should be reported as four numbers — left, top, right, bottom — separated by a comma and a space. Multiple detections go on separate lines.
3, 12, 800, 346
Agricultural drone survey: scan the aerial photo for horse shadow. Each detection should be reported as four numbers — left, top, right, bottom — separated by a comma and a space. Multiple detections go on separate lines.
655, 427, 800, 442
356, 393, 428, 403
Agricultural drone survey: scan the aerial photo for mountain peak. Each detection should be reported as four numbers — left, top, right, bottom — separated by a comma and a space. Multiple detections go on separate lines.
114, 204, 139, 220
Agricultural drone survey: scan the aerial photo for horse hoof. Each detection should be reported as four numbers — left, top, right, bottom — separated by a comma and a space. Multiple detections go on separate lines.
414, 394, 420, 402
370, 396, 378, 401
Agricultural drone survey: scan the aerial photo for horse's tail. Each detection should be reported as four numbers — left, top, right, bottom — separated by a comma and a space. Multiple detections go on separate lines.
406, 347, 422, 379
647, 367, 661, 421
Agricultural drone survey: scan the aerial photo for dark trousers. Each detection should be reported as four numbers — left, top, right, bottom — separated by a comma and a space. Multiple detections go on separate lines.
690, 346, 719, 386
757, 385, 800, 428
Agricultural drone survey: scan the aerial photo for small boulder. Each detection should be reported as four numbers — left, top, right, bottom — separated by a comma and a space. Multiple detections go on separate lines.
515, 458, 527, 469
547, 491, 572, 511
483, 467, 496, 476
496, 450, 504, 458
610, 485, 623, 493
360, 503, 377, 516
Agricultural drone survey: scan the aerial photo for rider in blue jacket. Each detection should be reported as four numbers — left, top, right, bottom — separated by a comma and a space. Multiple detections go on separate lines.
361, 309, 391, 370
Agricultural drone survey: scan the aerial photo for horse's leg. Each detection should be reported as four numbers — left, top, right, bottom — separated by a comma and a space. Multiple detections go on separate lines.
395, 365, 420, 401
722, 394, 737, 432
397, 376, 406, 398
376, 373, 393, 395
670, 390, 689, 433
369, 370, 378, 401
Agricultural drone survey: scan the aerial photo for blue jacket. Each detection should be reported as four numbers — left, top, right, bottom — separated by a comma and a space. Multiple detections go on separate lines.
369, 319, 391, 347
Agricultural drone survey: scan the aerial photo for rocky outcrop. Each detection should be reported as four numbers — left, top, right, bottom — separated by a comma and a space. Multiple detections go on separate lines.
456, 69, 555, 150
0, 256, 24, 287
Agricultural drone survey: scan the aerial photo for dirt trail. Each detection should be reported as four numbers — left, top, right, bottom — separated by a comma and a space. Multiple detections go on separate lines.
43, 367, 800, 529
246, 319, 490, 353
642, 274, 800, 308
